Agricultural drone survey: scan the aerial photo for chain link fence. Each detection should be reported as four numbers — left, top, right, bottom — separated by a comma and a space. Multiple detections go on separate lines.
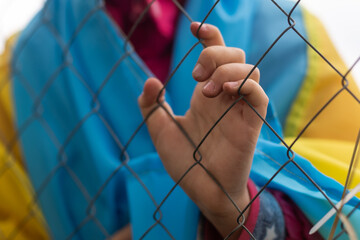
0, 0, 359, 239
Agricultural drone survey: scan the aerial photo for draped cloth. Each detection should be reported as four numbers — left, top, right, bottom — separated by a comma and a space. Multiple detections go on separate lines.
8, 0, 360, 239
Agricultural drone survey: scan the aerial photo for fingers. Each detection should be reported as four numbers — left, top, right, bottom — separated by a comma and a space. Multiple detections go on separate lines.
190, 23, 260, 100
189, 22, 267, 116
190, 22, 225, 47
138, 77, 165, 110
202, 63, 260, 98
192, 46, 246, 82
138, 78, 174, 138
223, 79, 269, 112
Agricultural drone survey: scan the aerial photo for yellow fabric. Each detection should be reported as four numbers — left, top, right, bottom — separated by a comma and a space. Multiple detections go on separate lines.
285, 9, 360, 141
0, 35, 22, 162
284, 137, 360, 197
284, 9, 360, 195
0, 36, 49, 239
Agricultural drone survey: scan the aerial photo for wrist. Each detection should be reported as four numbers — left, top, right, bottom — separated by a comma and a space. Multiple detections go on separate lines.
199, 182, 251, 239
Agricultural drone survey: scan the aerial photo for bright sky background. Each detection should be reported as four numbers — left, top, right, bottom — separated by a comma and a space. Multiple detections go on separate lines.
1, 0, 360, 85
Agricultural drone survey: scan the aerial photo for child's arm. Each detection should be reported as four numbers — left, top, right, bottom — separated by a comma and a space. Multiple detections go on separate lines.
138, 22, 268, 239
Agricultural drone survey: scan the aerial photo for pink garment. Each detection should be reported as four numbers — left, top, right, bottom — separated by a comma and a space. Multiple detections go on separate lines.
203, 182, 324, 239
271, 191, 323, 240
106, 0, 185, 83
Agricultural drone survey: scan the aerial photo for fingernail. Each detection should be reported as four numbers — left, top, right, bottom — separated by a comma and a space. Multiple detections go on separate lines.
226, 81, 239, 88
203, 80, 215, 92
192, 63, 205, 80
198, 23, 208, 31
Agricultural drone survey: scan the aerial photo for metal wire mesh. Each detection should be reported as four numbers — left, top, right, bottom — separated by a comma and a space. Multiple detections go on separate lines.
0, 0, 359, 239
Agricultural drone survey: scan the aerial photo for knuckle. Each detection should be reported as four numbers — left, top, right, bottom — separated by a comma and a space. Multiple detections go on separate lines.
212, 25, 221, 35
201, 46, 218, 59
200, 46, 221, 69
215, 64, 231, 77
251, 67, 260, 81
234, 48, 246, 62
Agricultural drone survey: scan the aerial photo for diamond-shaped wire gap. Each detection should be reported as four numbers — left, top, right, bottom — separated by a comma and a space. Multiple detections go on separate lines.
288, 87, 348, 149
272, 0, 360, 99
272, 0, 360, 115
30, 2, 103, 110
271, 2, 360, 148
62, 4, 104, 55
85, 114, 162, 220
90, 51, 132, 104
272, 0, 360, 105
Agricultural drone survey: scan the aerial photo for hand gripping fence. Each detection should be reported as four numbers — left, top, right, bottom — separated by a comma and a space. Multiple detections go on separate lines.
0, 0, 359, 239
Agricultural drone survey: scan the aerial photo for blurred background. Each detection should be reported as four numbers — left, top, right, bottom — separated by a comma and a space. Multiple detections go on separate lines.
1, 0, 360, 85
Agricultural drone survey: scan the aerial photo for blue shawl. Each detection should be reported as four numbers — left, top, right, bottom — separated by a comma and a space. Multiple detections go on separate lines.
12, 0, 359, 239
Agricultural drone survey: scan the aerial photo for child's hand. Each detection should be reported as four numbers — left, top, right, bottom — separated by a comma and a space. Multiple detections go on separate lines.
138, 22, 268, 238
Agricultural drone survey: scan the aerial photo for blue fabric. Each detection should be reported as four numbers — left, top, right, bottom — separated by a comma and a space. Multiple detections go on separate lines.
126, 153, 198, 239
12, 0, 360, 239
253, 188, 285, 239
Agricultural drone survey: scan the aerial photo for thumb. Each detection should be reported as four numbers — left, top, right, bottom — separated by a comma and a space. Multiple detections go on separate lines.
138, 77, 174, 138
190, 22, 225, 47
